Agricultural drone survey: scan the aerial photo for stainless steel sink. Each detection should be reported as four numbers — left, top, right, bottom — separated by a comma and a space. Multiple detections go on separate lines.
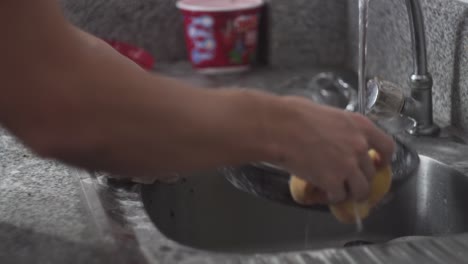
137, 69, 468, 255
141, 155, 468, 254
73, 66, 468, 262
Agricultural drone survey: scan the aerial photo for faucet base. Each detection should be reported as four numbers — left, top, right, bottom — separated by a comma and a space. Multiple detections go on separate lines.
407, 124, 440, 137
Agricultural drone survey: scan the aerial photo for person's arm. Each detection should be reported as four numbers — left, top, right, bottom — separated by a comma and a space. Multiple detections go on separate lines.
0, 0, 394, 202
0, 0, 274, 176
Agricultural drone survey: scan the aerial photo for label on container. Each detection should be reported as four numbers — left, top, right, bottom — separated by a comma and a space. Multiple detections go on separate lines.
182, 9, 260, 69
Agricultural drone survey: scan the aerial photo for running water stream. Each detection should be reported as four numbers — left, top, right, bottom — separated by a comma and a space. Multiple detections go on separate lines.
354, 0, 371, 233
305, 0, 370, 247
358, 0, 370, 116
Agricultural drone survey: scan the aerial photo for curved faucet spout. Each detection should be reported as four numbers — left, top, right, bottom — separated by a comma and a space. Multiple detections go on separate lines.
406, 0, 429, 76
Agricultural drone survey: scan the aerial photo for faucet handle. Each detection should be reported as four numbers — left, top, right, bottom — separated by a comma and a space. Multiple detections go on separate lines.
366, 77, 405, 116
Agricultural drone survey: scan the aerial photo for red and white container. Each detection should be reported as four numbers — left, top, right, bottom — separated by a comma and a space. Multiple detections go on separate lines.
176, 0, 264, 74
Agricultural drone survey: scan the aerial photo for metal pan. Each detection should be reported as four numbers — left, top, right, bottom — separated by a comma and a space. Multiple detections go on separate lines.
222, 138, 419, 211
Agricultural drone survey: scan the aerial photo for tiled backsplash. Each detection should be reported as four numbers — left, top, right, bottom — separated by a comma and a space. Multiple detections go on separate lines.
60, 0, 468, 129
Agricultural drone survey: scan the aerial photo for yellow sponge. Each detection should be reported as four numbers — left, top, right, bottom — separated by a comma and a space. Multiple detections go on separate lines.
289, 149, 392, 224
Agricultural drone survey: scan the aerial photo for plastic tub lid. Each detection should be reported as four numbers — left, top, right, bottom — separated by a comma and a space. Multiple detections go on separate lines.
176, 0, 264, 12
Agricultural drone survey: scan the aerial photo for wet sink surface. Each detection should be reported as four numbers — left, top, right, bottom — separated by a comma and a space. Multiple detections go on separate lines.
141, 156, 468, 254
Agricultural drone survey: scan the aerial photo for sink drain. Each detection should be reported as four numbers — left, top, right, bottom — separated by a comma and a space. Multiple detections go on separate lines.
343, 240, 374, 247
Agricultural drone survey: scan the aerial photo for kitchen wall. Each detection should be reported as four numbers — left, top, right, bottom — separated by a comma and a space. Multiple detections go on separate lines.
60, 0, 468, 129
59, 0, 348, 67
60, 0, 185, 61
453, 11, 468, 130
268, 0, 348, 67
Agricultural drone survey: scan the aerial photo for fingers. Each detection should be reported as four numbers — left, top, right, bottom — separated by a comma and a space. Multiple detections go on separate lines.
326, 170, 371, 203
326, 182, 347, 204
347, 170, 370, 202
326, 153, 375, 203
286, 108, 394, 206
359, 152, 376, 182
352, 114, 396, 165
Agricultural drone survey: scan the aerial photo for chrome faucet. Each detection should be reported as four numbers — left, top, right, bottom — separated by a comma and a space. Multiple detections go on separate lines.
366, 0, 440, 136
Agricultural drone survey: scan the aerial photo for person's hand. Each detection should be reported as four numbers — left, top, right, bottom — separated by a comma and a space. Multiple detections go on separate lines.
271, 96, 395, 203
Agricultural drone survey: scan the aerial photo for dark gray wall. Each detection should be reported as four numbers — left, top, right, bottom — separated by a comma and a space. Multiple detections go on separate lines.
347, 0, 468, 128
60, 0, 349, 67
60, 0, 185, 61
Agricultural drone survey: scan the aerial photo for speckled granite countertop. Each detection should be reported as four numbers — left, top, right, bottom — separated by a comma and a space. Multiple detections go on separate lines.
0, 127, 110, 263
0, 127, 153, 263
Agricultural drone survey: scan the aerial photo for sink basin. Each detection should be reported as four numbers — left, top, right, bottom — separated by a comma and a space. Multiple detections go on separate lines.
141, 155, 468, 254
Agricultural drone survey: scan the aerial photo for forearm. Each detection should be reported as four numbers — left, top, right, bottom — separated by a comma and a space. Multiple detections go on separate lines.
0, 3, 279, 177
55, 52, 279, 176
57, 71, 278, 177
